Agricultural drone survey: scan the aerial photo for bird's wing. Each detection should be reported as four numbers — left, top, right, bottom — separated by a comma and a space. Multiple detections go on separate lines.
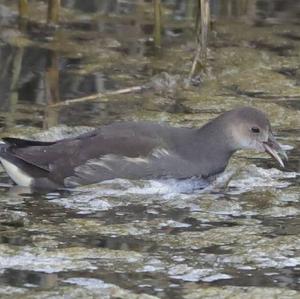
62, 124, 202, 186
2, 128, 181, 185
3, 124, 200, 187
2, 137, 57, 148
64, 146, 199, 187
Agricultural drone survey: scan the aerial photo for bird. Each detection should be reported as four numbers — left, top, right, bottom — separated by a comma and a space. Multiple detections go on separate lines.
0, 106, 287, 190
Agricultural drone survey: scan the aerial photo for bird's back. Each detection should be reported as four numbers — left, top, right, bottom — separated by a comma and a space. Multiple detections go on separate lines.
0, 122, 199, 188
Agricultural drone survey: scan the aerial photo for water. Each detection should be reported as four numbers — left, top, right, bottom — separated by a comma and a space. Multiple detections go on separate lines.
0, 0, 299, 298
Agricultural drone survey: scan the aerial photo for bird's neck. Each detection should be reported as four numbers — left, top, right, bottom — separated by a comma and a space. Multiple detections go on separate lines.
191, 121, 236, 176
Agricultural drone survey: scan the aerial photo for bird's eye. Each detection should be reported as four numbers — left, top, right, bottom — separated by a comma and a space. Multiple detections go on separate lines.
251, 127, 260, 133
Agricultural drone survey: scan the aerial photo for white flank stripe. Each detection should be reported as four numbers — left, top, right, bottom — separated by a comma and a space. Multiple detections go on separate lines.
124, 157, 148, 164
152, 148, 170, 159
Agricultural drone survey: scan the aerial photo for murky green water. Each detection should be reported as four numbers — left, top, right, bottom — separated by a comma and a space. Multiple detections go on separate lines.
0, 1, 299, 298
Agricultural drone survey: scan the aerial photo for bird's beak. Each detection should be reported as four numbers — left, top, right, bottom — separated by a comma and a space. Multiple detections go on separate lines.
263, 134, 288, 168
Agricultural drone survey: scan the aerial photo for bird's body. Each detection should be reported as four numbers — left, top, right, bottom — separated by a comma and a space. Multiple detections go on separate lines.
0, 107, 287, 190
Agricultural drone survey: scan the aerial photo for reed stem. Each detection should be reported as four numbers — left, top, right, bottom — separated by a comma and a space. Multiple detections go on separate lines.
47, 0, 61, 24
153, 0, 162, 48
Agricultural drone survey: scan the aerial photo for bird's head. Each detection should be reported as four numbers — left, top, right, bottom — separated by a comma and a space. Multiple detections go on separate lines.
224, 107, 287, 167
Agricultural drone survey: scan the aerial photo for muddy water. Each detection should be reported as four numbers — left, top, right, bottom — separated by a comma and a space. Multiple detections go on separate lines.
0, 0, 299, 298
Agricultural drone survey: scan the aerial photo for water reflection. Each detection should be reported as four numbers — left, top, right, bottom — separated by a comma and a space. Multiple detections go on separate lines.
2, 269, 58, 289
0, 0, 299, 129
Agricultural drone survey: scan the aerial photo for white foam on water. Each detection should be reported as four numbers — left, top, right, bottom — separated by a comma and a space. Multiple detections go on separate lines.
227, 164, 298, 194
64, 278, 112, 290
167, 265, 231, 282
201, 273, 232, 282
48, 163, 299, 214
0, 247, 97, 273
159, 220, 191, 228
110, 177, 209, 195
169, 268, 213, 282
52, 178, 211, 213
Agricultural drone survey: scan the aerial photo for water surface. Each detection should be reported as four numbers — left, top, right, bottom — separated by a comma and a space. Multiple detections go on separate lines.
0, 1, 299, 298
